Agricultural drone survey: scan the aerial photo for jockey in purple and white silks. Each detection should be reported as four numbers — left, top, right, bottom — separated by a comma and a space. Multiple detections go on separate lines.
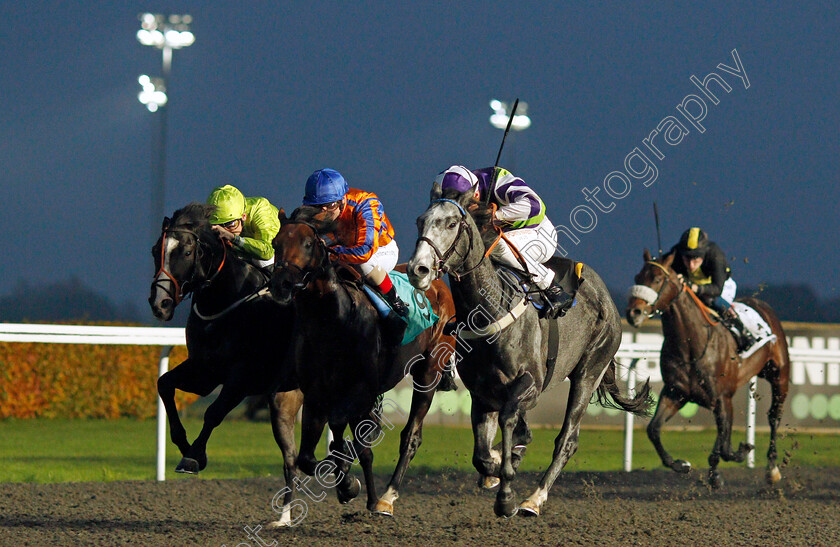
437, 165, 574, 318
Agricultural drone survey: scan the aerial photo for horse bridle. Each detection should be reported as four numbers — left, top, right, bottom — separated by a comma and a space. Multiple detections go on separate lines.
273, 220, 330, 293
417, 199, 487, 281
629, 260, 683, 316
151, 226, 227, 305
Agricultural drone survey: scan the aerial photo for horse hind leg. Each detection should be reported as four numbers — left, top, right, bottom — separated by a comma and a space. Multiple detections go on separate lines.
764, 360, 788, 485
375, 373, 436, 517
646, 387, 691, 473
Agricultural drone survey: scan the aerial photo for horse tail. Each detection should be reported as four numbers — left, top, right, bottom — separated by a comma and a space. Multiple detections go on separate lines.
594, 359, 654, 417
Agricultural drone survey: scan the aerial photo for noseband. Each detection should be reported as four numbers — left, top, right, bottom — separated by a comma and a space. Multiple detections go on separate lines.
151, 227, 227, 305
628, 260, 682, 315
417, 199, 485, 281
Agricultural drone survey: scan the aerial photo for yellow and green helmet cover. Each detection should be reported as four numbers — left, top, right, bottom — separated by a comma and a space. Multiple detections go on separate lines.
207, 185, 246, 224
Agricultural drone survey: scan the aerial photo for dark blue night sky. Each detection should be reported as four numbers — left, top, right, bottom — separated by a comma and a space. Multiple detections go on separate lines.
2, 2, 838, 320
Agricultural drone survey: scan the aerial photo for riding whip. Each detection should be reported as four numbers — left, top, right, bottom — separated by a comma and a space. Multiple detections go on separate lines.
487, 98, 519, 205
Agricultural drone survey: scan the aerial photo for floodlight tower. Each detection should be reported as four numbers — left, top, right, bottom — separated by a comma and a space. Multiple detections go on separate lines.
136, 13, 194, 242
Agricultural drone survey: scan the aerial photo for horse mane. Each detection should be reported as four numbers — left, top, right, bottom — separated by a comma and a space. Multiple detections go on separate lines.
440, 188, 503, 261
169, 202, 218, 243
290, 205, 339, 234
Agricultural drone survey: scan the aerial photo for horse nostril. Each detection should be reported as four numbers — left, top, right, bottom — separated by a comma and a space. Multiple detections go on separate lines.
415, 265, 430, 277
160, 298, 173, 310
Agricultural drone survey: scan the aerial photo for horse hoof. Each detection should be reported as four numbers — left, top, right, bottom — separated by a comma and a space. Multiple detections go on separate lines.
709, 472, 723, 490
372, 499, 394, 517
673, 460, 692, 474
494, 500, 519, 519
518, 499, 541, 517
337, 477, 361, 504
478, 475, 500, 490
175, 457, 200, 474
767, 466, 782, 485
267, 517, 292, 528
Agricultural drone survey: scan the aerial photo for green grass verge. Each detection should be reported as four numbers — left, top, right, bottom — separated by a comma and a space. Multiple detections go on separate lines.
0, 418, 836, 483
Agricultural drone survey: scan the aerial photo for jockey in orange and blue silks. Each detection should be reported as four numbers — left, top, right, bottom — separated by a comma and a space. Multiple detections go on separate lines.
437, 165, 574, 318
303, 168, 409, 320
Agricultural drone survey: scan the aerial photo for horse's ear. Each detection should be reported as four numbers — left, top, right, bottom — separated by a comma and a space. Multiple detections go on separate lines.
662, 252, 675, 268
278, 208, 288, 226
161, 217, 170, 231
456, 190, 473, 208
643, 248, 652, 262
430, 181, 442, 202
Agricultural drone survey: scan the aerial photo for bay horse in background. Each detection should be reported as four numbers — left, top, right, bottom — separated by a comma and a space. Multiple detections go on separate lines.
407, 186, 653, 518
149, 203, 302, 524
269, 208, 457, 519
626, 249, 790, 488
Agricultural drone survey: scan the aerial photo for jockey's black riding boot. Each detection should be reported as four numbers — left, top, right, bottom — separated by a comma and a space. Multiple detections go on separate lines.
543, 283, 574, 319
381, 287, 409, 318
729, 314, 756, 352
377, 288, 409, 345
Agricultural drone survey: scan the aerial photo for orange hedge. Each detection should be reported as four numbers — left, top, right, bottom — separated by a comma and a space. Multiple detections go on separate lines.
0, 328, 197, 419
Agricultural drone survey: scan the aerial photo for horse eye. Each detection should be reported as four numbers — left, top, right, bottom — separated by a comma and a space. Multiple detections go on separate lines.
304, 240, 313, 249
447, 221, 457, 229
184, 250, 192, 257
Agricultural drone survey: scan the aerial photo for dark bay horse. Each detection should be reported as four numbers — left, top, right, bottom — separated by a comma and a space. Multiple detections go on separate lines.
407, 186, 653, 518
149, 203, 302, 524
626, 250, 790, 488
269, 209, 457, 517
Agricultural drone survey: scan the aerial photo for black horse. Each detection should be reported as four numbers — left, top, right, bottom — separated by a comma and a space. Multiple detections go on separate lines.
269, 207, 457, 517
149, 203, 302, 524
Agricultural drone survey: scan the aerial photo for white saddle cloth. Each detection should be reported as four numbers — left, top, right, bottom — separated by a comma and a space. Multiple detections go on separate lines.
731, 302, 777, 358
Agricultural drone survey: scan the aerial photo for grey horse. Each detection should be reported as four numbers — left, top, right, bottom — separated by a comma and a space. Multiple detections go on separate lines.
407, 184, 653, 517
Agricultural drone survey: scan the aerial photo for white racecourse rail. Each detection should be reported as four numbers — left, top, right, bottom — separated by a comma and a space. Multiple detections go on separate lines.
1, 324, 838, 479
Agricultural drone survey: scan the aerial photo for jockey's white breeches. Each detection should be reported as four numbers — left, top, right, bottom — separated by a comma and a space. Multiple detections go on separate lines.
357, 239, 400, 276
495, 217, 558, 289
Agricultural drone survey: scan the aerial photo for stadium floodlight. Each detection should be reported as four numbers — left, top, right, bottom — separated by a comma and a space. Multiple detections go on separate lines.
137, 75, 167, 112
137, 13, 195, 49
489, 99, 531, 131
136, 13, 194, 245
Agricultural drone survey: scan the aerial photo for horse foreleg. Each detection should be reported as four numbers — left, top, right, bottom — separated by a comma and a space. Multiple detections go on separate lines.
646, 387, 691, 473
374, 376, 436, 516
520, 375, 590, 517
178, 382, 245, 474
267, 389, 303, 528
493, 414, 532, 471
328, 422, 361, 505
494, 399, 522, 518
470, 400, 500, 489
297, 405, 326, 476
348, 415, 379, 512
157, 359, 217, 459
717, 395, 754, 464
765, 363, 788, 485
